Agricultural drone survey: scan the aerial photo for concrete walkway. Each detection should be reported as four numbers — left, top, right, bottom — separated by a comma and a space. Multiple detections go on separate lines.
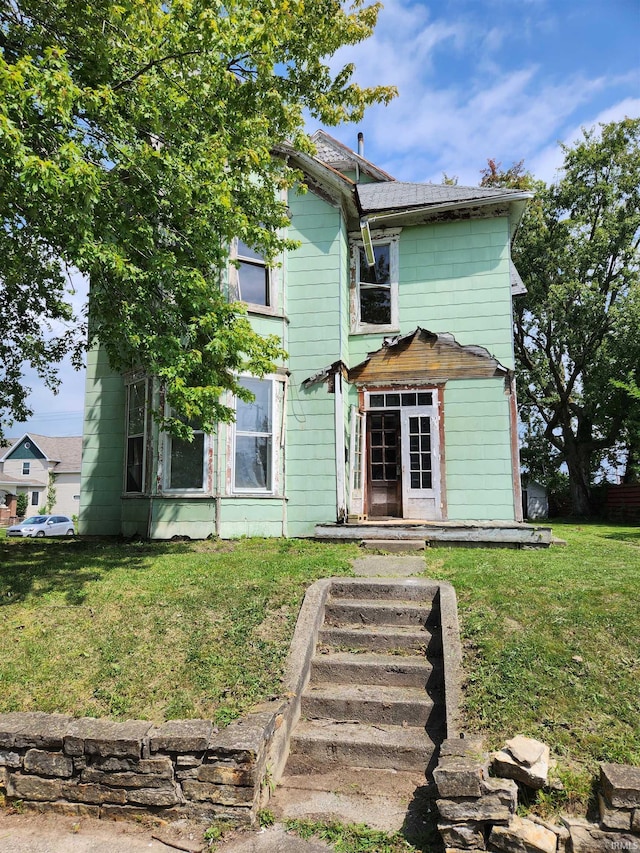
0, 814, 336, 853
350, 555, 426, 577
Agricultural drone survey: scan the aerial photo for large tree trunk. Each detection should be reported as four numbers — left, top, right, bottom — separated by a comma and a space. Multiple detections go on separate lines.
564, 437, 593, 517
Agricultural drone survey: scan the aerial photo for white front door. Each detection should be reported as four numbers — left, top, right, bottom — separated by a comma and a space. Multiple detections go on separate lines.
400, 401, 441, 520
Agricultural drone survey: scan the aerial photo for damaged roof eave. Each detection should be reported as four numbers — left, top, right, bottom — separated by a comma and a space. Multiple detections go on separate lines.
274, 142, 361, 222
359, 191, 534, 233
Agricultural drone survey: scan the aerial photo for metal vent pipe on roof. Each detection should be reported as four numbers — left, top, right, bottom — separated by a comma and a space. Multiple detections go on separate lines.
357, 132, 364, 157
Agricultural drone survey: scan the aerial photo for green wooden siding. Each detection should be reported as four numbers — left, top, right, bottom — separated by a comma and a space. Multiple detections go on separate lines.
79, 346, 125, 535
444, 378, 515, 519
349, 217, 515, 369
285, 188, 346, 536
218, 498, 285, 538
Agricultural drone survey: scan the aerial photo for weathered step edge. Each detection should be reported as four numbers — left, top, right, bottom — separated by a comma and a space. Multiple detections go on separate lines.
310, 651, 441, 688
287, 720, 440, 772
302, 683, 441, 727
324, 598, 440, 627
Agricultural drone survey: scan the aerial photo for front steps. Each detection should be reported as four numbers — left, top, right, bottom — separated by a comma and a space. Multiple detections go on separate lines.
272, 577, 456, 833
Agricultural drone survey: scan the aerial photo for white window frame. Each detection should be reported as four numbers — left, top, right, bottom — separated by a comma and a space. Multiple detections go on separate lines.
350, 230, 400, 334
124, 377, 148, 494
22, 462, 30, 475
231, 377, 276, 495
236, 239, 271, 310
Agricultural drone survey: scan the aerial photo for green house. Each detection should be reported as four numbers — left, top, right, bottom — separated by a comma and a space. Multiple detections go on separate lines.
79, 132, 532, 539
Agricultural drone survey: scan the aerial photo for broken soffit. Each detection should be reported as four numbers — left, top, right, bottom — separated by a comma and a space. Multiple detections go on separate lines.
348, 328, 510, 385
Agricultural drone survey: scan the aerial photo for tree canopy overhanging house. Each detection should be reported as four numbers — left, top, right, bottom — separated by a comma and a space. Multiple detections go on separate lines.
80, 132, 533, 538
0, 0, 396, 441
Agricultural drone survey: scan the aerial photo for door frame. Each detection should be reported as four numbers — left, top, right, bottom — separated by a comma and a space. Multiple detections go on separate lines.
356, 386, 445, 521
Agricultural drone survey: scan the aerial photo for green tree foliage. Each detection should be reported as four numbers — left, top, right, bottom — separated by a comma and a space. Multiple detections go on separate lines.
0, 0, 395, 439
493, 120, 640, 515
15, 492, 28, 517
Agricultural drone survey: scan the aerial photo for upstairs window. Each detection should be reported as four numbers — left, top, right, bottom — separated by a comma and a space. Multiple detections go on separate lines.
238, 240, 270, 307
22, 462, 30, 475
359, 244, 391, 325
352, 234, 399, 333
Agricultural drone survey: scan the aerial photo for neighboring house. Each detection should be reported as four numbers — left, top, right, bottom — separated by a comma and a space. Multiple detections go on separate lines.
80, 131, 532, 539
0, 434, 82, 522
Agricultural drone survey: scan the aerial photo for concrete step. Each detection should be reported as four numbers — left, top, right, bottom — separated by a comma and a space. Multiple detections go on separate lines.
311, 650, 441, 689
302, 683, 443, 728
288, 719, 442, 772
272, 767, 432, 833
329, 578, 439, 603
318, 624, 441, 655
324, 597, 438, 628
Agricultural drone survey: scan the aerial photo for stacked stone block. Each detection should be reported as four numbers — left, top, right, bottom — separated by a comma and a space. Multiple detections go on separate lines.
434, 737, 640, 853
0, 706, 284, 823
434, 736, 518, 852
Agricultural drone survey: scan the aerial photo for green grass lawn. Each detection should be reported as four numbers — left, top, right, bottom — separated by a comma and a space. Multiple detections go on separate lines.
0, 537, 357, 724
0, 522, 637, 812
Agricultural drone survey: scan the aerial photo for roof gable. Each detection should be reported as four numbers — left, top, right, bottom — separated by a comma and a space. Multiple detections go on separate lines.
311, 130, 395, 183
2, 435, 46, 461
1, 434, 82, 470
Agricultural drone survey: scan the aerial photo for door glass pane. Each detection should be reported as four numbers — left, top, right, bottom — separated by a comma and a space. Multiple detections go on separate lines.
408, 414, 433, 492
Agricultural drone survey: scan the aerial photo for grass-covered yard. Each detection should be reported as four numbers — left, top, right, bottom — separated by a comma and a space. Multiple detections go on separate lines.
0, 522, 638, 810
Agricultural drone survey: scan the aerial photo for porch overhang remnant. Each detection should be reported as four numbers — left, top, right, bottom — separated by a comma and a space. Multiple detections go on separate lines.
302, 329, 511, 390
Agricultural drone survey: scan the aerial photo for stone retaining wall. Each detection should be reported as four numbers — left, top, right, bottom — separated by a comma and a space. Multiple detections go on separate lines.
0, 704, 287, 823
434, 736, 640, 853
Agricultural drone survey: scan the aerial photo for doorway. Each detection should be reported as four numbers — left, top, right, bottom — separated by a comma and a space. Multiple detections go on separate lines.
366, 411, 402, 517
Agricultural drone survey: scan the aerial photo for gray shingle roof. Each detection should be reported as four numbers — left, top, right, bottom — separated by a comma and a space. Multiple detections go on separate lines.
311, 130, 395, 182
357, 181, 525, 214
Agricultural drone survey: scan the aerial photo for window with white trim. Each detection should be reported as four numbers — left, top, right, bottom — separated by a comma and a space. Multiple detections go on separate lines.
31, 491, 39, 506
352, 235, 399, 333
164, 423, 206, 491
125, 379, 147, 493
233, 378, 273, 492
22, 462, 30, 475
237, 240, 270, 307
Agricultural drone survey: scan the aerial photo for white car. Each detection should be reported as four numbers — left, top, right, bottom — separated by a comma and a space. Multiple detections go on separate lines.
7, 515, 75, 538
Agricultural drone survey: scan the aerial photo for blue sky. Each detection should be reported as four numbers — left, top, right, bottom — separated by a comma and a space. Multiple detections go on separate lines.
10, 0, 640, 439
